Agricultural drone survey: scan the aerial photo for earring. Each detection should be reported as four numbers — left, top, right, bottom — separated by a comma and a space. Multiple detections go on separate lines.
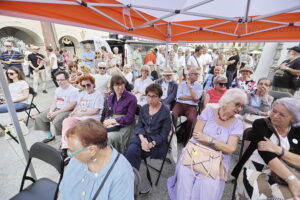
92, 157, 97, 163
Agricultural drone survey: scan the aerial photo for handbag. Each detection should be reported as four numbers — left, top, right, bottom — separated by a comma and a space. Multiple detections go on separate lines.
263, 118, 300, 185
182, 141, 227, 180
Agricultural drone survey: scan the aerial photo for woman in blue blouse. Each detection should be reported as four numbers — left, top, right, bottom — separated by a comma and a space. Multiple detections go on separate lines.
125, 83, 171, 191
59, 119, 134, 200
103, 75, 137, 153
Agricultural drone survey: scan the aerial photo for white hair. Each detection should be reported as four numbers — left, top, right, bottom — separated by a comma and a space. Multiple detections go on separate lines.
219, 88, 247, 107
273, 97, 300, 127
213, 75, 227, 85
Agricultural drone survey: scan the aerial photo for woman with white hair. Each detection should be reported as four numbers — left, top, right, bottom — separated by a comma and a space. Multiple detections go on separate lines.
203, 75, 227, 109
133, 65, 153, 105
168, 88, 247, 200
122, 64, 133, 84
232, 97, 300, 199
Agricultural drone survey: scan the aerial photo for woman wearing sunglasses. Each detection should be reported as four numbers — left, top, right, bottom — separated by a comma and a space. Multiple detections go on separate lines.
0, 67, 29, 113
168, 88, 246, 200
61, 75, 104, 160
203, 75, 228, 109
59, 119, 134, 200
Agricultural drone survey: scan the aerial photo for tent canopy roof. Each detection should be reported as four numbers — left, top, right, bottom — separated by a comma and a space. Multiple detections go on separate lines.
0, 0, 299, 42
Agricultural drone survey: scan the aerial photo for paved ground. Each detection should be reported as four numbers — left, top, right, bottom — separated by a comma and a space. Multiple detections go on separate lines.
1, 78, 299, 200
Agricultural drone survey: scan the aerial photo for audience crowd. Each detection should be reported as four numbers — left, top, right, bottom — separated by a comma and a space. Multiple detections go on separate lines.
1, 40, 300, 200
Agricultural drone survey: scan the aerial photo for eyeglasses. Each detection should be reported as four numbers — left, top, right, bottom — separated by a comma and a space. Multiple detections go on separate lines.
218, 83, 227, 87
98, 67, 106, 70
113, 83, 124, 87
95, 52, 101, 54
67, 147, 88, 158
7, 72, 16, 76
56, 79, 66, 82
234, 102, 245, 108
5, 45, 12, 47
258, 82, 270, 87
190, 73, 199, 76
147, 94, 159, 99
81, 83, 92, 88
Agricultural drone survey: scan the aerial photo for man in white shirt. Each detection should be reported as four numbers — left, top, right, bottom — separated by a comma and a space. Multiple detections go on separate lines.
34, 71, 78, 143
202, 46, 213, 75
156, 47, 166, 70
93, 62, 111, 96
46, 46, 59, 87
187, 46, 205, 82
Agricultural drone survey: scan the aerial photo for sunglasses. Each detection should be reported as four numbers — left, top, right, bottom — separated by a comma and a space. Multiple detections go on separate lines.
95, 52, 101, 54
218, 83, 227, 87
7, 72, 16, 76
99, 67, 106, 70
81, 83, 92, 88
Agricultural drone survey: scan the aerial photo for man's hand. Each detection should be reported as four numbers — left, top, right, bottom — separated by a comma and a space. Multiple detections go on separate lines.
34, 68, 39, 72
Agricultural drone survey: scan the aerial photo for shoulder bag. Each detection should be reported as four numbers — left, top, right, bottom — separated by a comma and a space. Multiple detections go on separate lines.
182, 140, 227, 181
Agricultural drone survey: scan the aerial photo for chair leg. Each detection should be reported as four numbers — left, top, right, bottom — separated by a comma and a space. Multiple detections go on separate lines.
231, 179, 237, 200
155, 156, 167, 186
34, 105, 40, 113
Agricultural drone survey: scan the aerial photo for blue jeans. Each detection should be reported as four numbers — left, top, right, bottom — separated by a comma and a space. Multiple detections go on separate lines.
0, 102, 28, 113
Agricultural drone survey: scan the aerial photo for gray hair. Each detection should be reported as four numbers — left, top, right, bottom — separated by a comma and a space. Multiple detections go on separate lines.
141, 65, 150, 73
213, 75, 227, 85
219, 88, 247, 107
272, 97, 300, 127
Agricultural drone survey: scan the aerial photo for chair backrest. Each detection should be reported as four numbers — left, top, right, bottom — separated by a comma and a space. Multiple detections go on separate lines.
135, 104, 142, 116
171, 111, 178, 128
132, 167, 141, 199
29, 142, 64, 174
240, 128, 253, 157
269, 90, 292, 101
28, 87, 36, 105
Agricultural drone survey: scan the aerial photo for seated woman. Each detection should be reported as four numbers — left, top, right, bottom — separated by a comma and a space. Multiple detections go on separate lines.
232, 98, 300, 200
125, 84, 171, 191
232, 66, 256, 93
168, 88, 246, 200
103, 75, 137, 154
203, 75, 227, 109
243, 77, 274, 116
68, 62, 82, 88
133, 65, 153, 106
61, 75, 104, 159
0, 67, 29, 113
59, 119, 134, 200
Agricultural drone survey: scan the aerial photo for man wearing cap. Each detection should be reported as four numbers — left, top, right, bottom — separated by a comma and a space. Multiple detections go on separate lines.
155, 68, 178, 109
28, 46, 47, 93
273, 46, 300, 95
93, 62, 111, 96
173, 68, 203, 144
0, 40, 24, 71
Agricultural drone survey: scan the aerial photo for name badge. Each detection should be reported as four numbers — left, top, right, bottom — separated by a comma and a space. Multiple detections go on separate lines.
292, 139, 298, 144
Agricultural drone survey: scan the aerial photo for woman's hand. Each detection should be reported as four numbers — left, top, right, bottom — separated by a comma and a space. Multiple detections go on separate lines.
258, 137, 282, 155
288, 178, 300, 200
193, 131, 211, 144
103, 119, 117, 127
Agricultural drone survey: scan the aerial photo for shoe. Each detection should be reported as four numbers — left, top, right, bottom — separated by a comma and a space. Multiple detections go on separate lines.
42, 136, 55, 143
42, 90, 48, 94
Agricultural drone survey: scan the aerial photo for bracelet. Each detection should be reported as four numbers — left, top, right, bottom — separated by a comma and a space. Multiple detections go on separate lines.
285, 175, 296, 183
279, 147, 285, 158
209, 137, 215, 147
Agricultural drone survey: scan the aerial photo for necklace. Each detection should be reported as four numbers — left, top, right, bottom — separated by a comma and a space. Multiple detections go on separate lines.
218, 108, 233, 121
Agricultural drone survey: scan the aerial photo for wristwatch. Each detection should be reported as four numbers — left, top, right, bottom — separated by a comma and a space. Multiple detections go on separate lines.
285, 175, 296, 183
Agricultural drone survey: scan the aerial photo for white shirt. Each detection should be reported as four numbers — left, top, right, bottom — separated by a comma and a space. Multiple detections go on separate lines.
24, 50, 32, 65
133, 77, 153, 95
93, 73, 111, 94
161, 81, 169, 100
176, 56, 186, 69
73, 90, 104, 121
8, 80, 29, 104
250, 133, 290, 166
203, 53, 213, 73
55, 85, 78, 109
123, 72, 133, 84
49, 52, 58, 70
187, 54, 206, 69
156, 53, 166, 68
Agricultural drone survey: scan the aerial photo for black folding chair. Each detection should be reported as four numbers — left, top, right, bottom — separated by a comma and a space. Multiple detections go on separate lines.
10, 142, 64, 200
16, 87, 40, 126
231, 127, 253, 200
145, 112, 178, 186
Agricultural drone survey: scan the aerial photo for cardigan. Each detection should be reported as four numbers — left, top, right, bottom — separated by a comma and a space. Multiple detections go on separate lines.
232, 118, 300, 178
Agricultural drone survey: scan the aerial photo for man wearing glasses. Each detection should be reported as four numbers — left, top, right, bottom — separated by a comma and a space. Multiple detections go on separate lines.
172, 68, 203, 144
0, 40, 24, 72
34, 71, 78, 143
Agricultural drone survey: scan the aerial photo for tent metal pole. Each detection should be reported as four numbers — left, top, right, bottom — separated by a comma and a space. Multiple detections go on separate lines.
258, 19, 289, 25
251, 5, 300, 22
181, 11, 238, 22
203, 28, 238, 37
132, 13, 175, 30
130, 4, 174, 13
0, 64, 36, 179
243, 0, 251, 22
86, 3, 125, 7
240, 24, 288, 37
0, 0, 77, 5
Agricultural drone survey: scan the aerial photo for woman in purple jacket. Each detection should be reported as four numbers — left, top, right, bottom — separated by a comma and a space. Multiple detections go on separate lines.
103, 75, 137, 153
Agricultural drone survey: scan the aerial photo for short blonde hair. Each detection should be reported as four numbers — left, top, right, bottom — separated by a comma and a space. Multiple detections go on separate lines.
141, 65, 150, 73
213, 75, 228, 85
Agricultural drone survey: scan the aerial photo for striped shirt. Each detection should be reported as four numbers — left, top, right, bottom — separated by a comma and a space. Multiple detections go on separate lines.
0, 50, 23, 68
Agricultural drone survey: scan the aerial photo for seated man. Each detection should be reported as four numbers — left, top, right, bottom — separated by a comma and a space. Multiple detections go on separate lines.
155, 68, 178, 109
203, 65, 224, 91
172, 68, 203, 144
34, 71, 78, 143
243, 77, 274, 116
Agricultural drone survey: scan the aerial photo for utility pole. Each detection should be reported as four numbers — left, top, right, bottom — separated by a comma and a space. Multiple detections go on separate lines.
40, 21, 58, 49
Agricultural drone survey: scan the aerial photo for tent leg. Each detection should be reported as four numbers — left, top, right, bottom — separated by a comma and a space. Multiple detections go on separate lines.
0, 64, 36, 179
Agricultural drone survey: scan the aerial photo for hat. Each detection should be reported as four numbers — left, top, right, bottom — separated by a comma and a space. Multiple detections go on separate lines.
287, 46, 300, 53
240, 66, 253, 74
32, 46, 40, 50
161, 68, 176, 75
97, 62, 108, 68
